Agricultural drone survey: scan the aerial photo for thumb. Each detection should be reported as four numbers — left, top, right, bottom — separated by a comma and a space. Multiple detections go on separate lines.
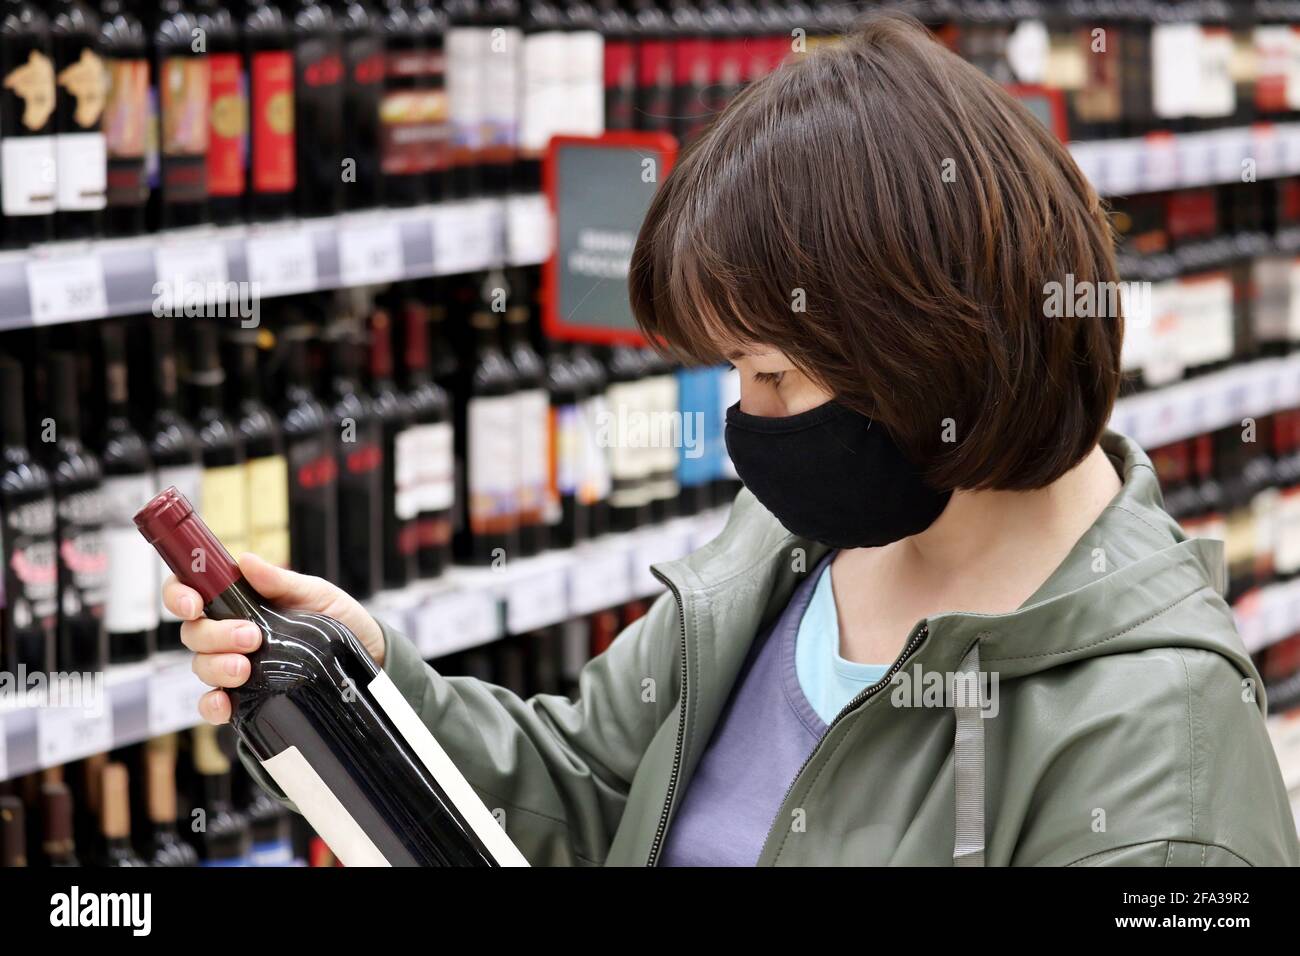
237, 553, 330, 611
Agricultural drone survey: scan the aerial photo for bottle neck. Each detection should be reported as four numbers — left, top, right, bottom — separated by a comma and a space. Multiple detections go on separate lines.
135, 486, 242, 604
0, 363, 26, 448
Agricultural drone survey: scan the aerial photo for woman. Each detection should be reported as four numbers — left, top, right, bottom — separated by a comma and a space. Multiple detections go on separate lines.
169, 14, 1300, 866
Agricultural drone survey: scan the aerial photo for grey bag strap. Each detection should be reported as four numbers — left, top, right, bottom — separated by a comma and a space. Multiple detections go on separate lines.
952, 640, 986, 867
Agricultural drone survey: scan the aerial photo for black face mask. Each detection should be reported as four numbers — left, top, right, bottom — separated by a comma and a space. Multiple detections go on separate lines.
724, 400, 952, 549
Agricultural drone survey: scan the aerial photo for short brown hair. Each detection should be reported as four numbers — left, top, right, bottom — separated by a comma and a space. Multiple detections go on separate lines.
629, 12, 1122, 492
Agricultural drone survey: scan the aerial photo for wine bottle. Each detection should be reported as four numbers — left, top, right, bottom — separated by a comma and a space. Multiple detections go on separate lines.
518, 0, 564, 191
142, 735, 199, 865
243, 0, 296, 222
278, 323, 340, 582
504, 273, 548, 556
147, 317, 203, 652
227, 329, 291, 568
0, 0, 57, 248
326, 318, 383, 599
377, 0, 423, 205
544, 343, 586, 547
399, 296, 453, 577
47, 351, 108, 675
186, 320, 250, 560
595, 0, 634, 131
336, 0, 385, 209
569, 344, 609, 537
50, 0, 106, 239
289, 0, 345, 217
559, 0, 604, 139
444, 0, 483, 198
667, 0, 708, 146
629, 0, 672, 135
410, 0, 449, 203
195, 0, 245, 225
642, 347, 679, 523
100, 323, 158, 664
41, 781, 79, 866
191, 724, 252, 865
100, 0, 149, 236
135, 485, 530, 866
368, 306, 416, 589
148, 0, 209, 229
0, 796, 26, 866
606, 345, 651, 532
100, 762, 147, 866
478, 0, 519, 194
0, 356, 58, 677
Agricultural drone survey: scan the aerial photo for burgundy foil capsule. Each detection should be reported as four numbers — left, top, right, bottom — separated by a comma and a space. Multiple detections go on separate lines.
133, 486, 242, 605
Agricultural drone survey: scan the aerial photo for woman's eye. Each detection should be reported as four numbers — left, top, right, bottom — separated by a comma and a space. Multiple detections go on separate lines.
752, 371, 785, 386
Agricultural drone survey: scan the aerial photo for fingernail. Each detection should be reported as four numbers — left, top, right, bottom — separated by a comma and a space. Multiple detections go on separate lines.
235, 623, 260, 650
180, 595, 198, 618
225, 655, 243, 677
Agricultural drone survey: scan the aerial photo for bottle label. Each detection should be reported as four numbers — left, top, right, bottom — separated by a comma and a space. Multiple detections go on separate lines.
578, 393, 611, 504
54, 131, 107, 211
104, 57, 149, 207
3, 496, 58, 635
480, 26, 520, 159
157, 463, 202, 624
515, 388, 548, 518
1255, 26, 1290, 113
250, 51, 295, 193
102, 473, 160, 634
201, 464, 249, 558
206, 52, 247, 198
247, 455, 290, 567
636, 39, 674, 133
603, 39, 635, 131
379, 51, 448, 175
4, 48, 56, 131
563, 30, 603, 138
446, 27, 486, 163
520, 31, 566, 156
394, 428, 421, 521
547, 402, 581, 523
418, 421, 453, 513
1276, 486, 1300, 575
56, 488, 107, 618
160, 55, 210, 201
287, 434, 337, 577
1, 136, 57, 215
467, 395, 519, 533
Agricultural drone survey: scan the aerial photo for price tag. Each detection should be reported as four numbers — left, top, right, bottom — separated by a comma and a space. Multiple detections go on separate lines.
26, 255, 108, 324
1141, 133, 1179, 193
147, 663, 207, 736
1101, 139, 1143, 198
415, 589, 501, 657
1211, 127, 1249, 184
339, 222, 404, 286
1176, 133, 1213, 188
433, 202, 499, 276
505, 565, 569, 633
246, 230, 317, 297
569, 542, 632, 615
506, 194, 553, 265
1250, 123, 1281, 180
154, 241, 229, 312
36, 702, 112, 767
1067, 142, 1103, 193
1281, 123, 1300, 175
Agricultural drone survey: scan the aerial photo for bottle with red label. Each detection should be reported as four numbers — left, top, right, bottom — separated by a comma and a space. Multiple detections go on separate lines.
699, 0, 741, 121
410, 0, 449, 203
630, 0, 672, 134
595, 0, 634, 131
195, 0, 246, 225
668, 0, 709, 146
335, 0, 385, 210
147, 0, 209, 230
289, 0, 344, 218
242, 0, 295, 222
100, 0, 149, 237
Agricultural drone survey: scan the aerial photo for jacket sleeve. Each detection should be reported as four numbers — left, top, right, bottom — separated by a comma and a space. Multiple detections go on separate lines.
236, 587, 682, 866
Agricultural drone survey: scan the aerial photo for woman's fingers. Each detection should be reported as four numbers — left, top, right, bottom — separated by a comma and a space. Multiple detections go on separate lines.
238, 553, 330, 611
192, 651, 252, 688
161, 575, 204, 621
180, 618, 262, 654
199, 689, 232, 724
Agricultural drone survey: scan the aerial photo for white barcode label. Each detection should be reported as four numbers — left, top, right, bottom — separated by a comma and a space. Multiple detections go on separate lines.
147, 662, 207, 736
37, 704, 112, 767
27, 256, 108, 324
247, 231, 317, 297
339, 222, 404, 286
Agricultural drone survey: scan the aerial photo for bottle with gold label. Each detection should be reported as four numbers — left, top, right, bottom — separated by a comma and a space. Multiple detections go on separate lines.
242, 0, 295, 222
51, 0, 106, 239
186, 319, 250, 560
195, 0, 244, 225
226, 327, 290, 568
0, 0, 57, 248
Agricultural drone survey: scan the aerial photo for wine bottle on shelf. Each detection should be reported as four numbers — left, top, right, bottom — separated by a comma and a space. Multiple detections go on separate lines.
518, 0, 564, 191
47, 351, 108, 675
504, 274, 549, 556
595, 0, 634, 131
148, 0, 209, 229
0, 0, 57, 248
368, 306, 417, 590
146, 318, 203, 652
643, 348, 680, 523
336, 0, 385, 209
278, 322, 340, 582
667, 0, 708, 146
0, 356, 58, 677
544, 343, 587, 548
674, 362, 716, 515
478, 0, 519, 194
606, 345, 651, 532
377, 0, 423, 206
144, 734, 200, 866
569, 343, 610, 537
0, 796, 26, 867
239, 764, 295, 866
100, 323, 158, 665
98, 763, 146, 866
226, 329, 291, 568
410, 0, 450, 203
242, 0, 296, 222
186, 320, 250, 560
289, 0, 345, 217
41, 780, 79, 866
444, 0, 483, 198
190, 725, 252, 865
629, 0, 673, 135
398, 295, 454, 578
100, 0, 149, 236
135, 485, 531, 866
326, 318, 383, 599
50, 0, 106, 239
194, 0, 245, 225
560, 0, 605, 138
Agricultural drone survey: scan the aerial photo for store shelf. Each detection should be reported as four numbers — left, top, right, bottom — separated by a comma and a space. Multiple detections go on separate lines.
1109, 354, 1300, 451
0, 506, 730, 781
0, 193, 552, 331
1069, 123, 1300, 198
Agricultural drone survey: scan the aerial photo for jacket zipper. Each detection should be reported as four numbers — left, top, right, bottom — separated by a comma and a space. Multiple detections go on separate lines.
646, 568, 688, 867
759, 620, 931, 862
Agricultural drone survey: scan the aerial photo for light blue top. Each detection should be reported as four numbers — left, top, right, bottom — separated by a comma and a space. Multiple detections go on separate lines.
795, 559, 890, 725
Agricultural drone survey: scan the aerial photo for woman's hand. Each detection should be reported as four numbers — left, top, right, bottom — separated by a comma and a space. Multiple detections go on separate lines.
163, 552, 386, 724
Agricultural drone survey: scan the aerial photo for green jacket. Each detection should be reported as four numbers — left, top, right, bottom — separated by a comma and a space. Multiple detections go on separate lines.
243, 432, 1300, 866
